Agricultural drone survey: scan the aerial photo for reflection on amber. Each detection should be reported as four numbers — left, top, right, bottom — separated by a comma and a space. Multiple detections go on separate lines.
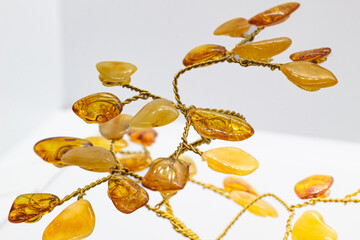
118, 153, 152, 172
213, 18, 251, 37
128, 128, 158, 146
183, 44, 227, 66
294, 175, 333, 199
290, 48, 331, 64
223, 176, 258, 195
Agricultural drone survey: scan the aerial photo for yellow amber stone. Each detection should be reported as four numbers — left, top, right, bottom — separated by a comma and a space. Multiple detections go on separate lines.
85, 136, 128, 152
183, 44, 227, 66
233, 37, 292, 61
99, 114, 132, 140
292, 210, 337, 240
96, 61, 137, 86
61, 146, 116, 172
290, 48, 331, 64
230, 191, 278, 217
43, 199, 95, 240
8, 193, 59, 223
189, 108, 254, 141
213, 18, 251, 37
179, 155, 197, 178
130, 99, 179, 128
223, 176, 258, 195
108, 175, 149, 214
280, 61, 338, 91
128, 128, 158, 146
72, 92, 122, 124
248, 2, 300, 27
202, 147, 259, 175
294, 175, 333, 199
142, 158, 190, 191
118, 153, 152, 172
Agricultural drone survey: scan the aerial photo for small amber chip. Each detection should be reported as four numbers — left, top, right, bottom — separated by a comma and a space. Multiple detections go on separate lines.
179, 155, 197, 178
118, 153, 152, 172
99, 114, 132, 140
223, 176, 258, 195
290, 47, 331, 64
8, 193, 59, 223
183, 44, 227, 66
86, 136, 128, 152
128, 128, 158, 146
96, 61, 137, 86
72, 92, 122, 124
248, 2, 300, 27
294, 175, 333, 199
213, 18, 251, 37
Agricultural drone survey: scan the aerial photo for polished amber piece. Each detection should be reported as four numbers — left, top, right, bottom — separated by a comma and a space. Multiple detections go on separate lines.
233, 37, 292, 61
72, 92, 122, 123
61, 146, 116, 172
96, 61, 137, 86
223, 176, 258, 195
130, 99, 179, 128
248, 2, 300, 26
202, 147, 259, 175
8, 193, 59, 223
290, 47, 331, 64
85, 136, 128, 152
183, 44, 227, 66
99, 114, 132, 140
142, 158, 190, 191
213, 18, 251, 37
280, 61, 338, 91
292, 210, 337, 240
230, 191, 278, 217
108, 175, 149, 214
43, 200, 95, 240
118, 153, 152, 172
179, 155, 197, 178
294, 175, 333, 199
128, 128, 157, 146
189, 108, 254, 141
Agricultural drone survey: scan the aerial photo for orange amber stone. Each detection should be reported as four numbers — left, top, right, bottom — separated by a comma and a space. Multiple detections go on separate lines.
223, 176, 258, 195
99, 114, 132, 140
183, 44, 227, 66
248, 2, 300, 27
108, 175, 149, 214
290, 47, 331, 64
128, 128, 158, 146
96, 61, 137, 86
85, 136, 128, 152
8, 193, 59, 223
142, 158, 190, 191
213, 18, 251, 37
118, 153, 152, 172
294, 175, 333, 199
179, 155, 197, 178
72, 92, 122, 124
189, 108, 254, 141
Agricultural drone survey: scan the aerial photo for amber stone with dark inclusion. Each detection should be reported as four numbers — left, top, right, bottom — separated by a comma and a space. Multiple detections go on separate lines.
72, 92, 122, 123
183, 44, 227, 66
8, 193, 60, 223
118, 153, 152, 172
294, 175, 333, 199
290, 48, 331, 64
213, 18, 251, 37
142, 158, 190, 191
128, 128, 158, 146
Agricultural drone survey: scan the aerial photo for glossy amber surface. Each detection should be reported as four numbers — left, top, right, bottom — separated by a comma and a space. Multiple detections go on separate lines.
142, 158, 190, 191
223, 176, 258, 195
189, 108, 254, 141
108, 175, 149, 214
294, 175, 333, 199
128, 128, 158, 146
96, 61, 137, 86
43, 199, 95, 240
72, 92, 122, 123
183, 44, 227, 66
8, 193, 59, 223
248, 2, 300, 26
213, 18, 251, 37
118, 153, 152, 172
99, 114, 132, 140
179, 155, 197, 178
290, 47, 331, 64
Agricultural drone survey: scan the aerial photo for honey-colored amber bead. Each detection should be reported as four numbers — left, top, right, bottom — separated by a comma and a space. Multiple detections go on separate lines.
189, 108, 254, 141
213, 18, 251, 37
99, 114, 132, 140
85, 136, 128, 152
8, 193, 59, 223
72, 92, 122, 124
230, 191, 278, 217
61, 146, 116, 172
294, 175, 333, 199
179, 155, 197, 178
118, 153, 152, 172
108, 175, 149, 214
290, 48, 331, 64
292, 210, 337, 240
142, 158, 190, 191
280, 61, 338, 91
223, 176, 258, 195
183, 44, 227, 66
128, 128, 158, 146
202, 147, 259, 175
233, 37, 292, 61
248, 2, 300, 27
43, 199, 95, 240
96, 61, 137, 86
130, 99, 179, 128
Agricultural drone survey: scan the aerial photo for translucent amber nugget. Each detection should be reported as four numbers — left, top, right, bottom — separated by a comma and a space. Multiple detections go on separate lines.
86, 136, 128, 152
118, 153, 152, 172
213, 18, 251, 37
189, 108, 254, 141
280, 61, 338, 91
142, 158, 190, 191
179, 155, 197, 178
183, 44, 227, 66
230, 191, 278, 217
99, 114, 132, 140
292, 210, 337, 240
108, 175, 149, 214
72, 92, 122, 123
43, 200, 95, 240
8, 193, 59, 223
202, 147, 259, 175
128, 128, 158, 146
232, 37, 292, 61
61, 146, 116, 172
96, 61, 137, 86
248, 2, 300, 27
223, 176, 258, 195
294, 175, 333, 199
290, 48, 331, 64
130, 99, 179, 128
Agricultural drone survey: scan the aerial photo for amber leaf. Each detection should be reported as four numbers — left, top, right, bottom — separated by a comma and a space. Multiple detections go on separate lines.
96, 61, 137, 86
183, 44, 227, 66
294, 175, 333, 199
128, 128, 158, 146
290, 47, 331, 64
213, 18, 251, 37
